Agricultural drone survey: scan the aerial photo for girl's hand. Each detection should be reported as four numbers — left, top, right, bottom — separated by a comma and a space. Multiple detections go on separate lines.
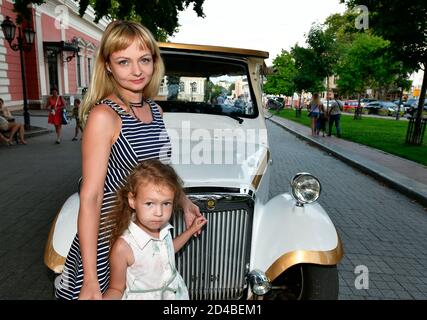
189, 216, 207, 234
78, 280, 102, 300
182, 196, 202, 237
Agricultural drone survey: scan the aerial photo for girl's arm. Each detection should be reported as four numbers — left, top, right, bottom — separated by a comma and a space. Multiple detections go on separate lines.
77, 105, 119, 300
103, 238, 133, 300
173, 216, 207, 253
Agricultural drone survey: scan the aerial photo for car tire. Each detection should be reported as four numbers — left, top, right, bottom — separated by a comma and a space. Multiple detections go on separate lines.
264, 264, 339, 300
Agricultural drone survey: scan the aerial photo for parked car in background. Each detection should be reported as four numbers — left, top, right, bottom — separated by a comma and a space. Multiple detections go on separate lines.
360, 98, 377, 107
44, 42, 343, 300
364, 101, 398, 115
267, 96, 284, 110
343, 100, 359, 112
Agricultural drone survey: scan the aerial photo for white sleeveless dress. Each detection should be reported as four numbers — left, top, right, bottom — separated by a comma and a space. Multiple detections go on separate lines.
121, 221, 189, 300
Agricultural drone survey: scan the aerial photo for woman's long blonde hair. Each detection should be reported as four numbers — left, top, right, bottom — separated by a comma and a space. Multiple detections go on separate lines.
311, 93, 321, 106
79, 20, 164, 127
109, 160, 184, 247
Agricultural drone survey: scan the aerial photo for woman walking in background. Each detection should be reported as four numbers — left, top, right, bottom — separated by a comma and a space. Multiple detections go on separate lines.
46, 87, 66, 144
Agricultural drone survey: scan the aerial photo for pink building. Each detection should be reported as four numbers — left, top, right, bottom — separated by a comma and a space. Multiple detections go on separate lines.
0, 0, 107, 110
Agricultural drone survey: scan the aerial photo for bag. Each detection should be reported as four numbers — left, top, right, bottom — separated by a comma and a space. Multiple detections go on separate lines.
61, 108, 68, 125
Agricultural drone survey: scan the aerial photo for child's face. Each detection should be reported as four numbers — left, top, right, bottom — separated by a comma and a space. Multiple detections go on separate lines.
128, 182, 175, 236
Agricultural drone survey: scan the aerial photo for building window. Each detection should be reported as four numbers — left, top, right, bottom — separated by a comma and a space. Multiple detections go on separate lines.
191, 82, 197, 93
179, 81, 185, 92
77, 55, 82, 87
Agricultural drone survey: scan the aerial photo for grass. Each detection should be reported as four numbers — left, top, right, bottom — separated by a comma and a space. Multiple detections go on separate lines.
273, 109, 427, 166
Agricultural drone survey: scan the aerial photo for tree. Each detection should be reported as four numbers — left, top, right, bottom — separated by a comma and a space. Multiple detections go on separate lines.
291, 45, 324, 99
344, 0, 427, 144
264, 50, 297, 97
13, 0, 206, 40
336, 33, 397, 116
306, 24, 339, 103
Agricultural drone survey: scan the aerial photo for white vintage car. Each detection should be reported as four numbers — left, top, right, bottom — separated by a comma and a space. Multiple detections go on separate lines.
44, 42, 343, 300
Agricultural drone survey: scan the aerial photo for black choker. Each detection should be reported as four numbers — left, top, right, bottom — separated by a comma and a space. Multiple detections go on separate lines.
129, 102, 143, 108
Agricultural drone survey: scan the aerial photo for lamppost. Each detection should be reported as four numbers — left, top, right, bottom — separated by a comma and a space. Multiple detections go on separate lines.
1, 16, 36, 129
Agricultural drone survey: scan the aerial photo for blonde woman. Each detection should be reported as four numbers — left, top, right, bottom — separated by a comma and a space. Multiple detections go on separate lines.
55, 20, 201, 300
307, 93, 324, 136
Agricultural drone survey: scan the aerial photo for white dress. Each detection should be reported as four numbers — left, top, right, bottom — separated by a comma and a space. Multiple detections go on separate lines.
121, 221, 189, 300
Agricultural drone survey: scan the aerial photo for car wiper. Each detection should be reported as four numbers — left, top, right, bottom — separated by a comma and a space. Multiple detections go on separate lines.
226, 113, 244, 124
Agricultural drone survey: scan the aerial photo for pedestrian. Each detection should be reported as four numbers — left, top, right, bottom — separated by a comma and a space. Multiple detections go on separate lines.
307, 93, 323, 136
71, 98, 82, 141
327, 94, 343, 137
46, 87, 66, 144
54, 20, 201, 300
103, 160, 207, 300
0, 98, 26, 145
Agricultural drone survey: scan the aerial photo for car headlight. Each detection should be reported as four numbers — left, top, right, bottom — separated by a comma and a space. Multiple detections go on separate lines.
290, 172, 321, 206
247, 269, 271, 296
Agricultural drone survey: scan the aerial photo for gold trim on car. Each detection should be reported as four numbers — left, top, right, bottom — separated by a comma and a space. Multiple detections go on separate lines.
44, 214, 66, 273
251, 149, 270, 190
159, 42, 269, 59
265, 235, 344, 282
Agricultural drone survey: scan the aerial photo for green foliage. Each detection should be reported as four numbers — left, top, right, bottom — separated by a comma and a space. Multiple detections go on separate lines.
344, 0, 427, 71
291, 45, 324, 93
13, 0, 44, 24
306, 24, 338, 79
264, 50, 297, 96
15, 0, 206, 40
335, 33, 394, 95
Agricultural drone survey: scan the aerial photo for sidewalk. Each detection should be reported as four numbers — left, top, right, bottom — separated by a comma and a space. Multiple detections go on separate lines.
268, 114, 427, 207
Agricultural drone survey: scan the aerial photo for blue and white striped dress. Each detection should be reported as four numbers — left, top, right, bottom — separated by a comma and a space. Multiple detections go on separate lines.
55, 98, 172, 300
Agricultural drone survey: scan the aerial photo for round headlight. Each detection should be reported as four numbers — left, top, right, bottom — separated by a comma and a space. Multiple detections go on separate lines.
291, 173, 321, 205
247, 269, 271, 296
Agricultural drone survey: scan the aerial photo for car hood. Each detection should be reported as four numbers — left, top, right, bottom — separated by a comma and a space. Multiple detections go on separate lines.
164, 114, 269, 190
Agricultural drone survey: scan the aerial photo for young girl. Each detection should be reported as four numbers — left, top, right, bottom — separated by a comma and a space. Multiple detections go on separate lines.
103, 160, 207, 300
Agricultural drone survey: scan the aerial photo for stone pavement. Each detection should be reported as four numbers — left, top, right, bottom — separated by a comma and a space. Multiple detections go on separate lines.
268, 114, 427, 207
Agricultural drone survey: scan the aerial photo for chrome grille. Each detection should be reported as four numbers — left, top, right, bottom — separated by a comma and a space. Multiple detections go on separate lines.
171, 194, 253, 300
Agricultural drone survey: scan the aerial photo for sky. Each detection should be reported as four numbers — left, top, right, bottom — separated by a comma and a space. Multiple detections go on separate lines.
171, 0, 347, 65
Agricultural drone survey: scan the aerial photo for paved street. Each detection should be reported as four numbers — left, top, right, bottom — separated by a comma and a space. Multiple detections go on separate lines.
1, 116, 427, 299
267, 121, 427, 300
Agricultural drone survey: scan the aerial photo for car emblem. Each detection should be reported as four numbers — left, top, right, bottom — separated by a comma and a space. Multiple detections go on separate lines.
206, 199, 216, 210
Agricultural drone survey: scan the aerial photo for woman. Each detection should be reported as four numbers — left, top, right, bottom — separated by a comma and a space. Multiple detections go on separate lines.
54, 20, 201, 300
307, 93, 324, 136
46, 87, 66, 144
0, 98, 26, 145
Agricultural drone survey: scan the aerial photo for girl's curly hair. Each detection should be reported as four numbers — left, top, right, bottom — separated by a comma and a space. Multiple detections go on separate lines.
109, 160, 183, 247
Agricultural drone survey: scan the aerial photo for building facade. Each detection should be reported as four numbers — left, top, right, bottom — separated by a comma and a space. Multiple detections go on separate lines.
0, 0, 107, 110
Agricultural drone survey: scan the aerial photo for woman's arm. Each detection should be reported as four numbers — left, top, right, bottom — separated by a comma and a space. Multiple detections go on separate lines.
180, 193, 203, 236
77, 104, 119, 300
103, 238, 133, 300
173, 216, 207, 253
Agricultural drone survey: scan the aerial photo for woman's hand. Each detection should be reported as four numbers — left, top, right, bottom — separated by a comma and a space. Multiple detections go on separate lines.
78, 280, 102, 300
181, 195, 202, 237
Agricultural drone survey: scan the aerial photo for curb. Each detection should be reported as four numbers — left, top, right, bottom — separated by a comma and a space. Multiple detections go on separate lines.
26, 126, 52, 138
268, 116, 427, 207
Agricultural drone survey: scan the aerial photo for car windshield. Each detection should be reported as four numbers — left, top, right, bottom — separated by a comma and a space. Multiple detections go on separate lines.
154, 52, 258, 118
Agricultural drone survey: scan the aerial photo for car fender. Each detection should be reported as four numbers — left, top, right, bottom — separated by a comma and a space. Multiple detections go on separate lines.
250, 193, 343, 282
44, 193, 79, 273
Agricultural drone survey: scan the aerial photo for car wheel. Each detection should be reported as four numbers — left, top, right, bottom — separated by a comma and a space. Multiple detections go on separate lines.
264, 264, 339, 300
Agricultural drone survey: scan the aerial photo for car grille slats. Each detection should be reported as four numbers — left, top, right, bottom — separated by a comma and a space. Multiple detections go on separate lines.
172, 196, 252, 300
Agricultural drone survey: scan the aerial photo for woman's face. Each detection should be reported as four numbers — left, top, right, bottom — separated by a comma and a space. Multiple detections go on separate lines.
51, 90, 58, 97
108, 41, 154, 97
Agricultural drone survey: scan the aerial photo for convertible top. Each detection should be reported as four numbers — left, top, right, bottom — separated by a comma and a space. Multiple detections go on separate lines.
158, 42, 269, 59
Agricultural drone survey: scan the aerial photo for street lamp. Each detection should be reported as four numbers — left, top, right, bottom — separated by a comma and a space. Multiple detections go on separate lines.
1, 16, 36, 129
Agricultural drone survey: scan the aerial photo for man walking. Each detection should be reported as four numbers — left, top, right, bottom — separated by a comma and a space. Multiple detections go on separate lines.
327, 94, 343, 137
